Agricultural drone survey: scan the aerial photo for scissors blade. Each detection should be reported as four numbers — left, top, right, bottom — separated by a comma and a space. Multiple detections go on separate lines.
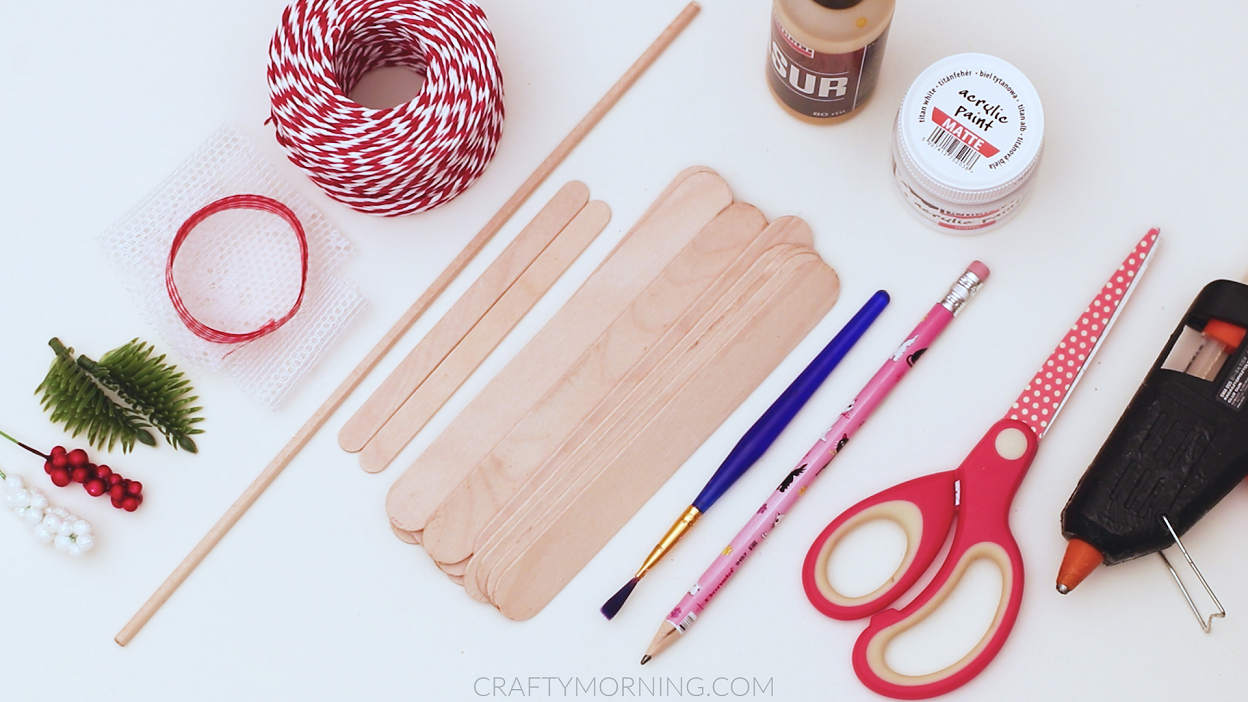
1007, 229, 1160, 439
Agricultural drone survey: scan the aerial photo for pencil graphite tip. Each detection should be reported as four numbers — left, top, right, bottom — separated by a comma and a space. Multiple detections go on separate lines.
1056, 583, 1070, 595
640, 655, 651, 666
601, 578, 639, 620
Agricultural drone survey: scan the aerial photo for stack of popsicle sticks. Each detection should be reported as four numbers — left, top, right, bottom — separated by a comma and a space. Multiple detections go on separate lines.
420, 200, 772, 572
435, 221, 817, 575
382, 168, 734, 534
377, 168, 840, 618
455, 222, 818, 593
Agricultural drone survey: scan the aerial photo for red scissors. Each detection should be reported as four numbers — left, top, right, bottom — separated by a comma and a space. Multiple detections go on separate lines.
801, 230, 1159, 699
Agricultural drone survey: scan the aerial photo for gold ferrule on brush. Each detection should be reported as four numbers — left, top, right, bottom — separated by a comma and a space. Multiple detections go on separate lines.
635, 505, 702, 579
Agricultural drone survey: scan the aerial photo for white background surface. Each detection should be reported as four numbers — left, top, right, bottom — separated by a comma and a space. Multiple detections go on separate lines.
2, 1, 1248, 700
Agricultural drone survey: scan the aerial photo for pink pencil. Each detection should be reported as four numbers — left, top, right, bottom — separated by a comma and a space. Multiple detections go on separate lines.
641, 262, 989, 664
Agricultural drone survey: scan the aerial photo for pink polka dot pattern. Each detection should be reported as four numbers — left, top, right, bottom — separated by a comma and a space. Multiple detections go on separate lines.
1008, 229, 1159, 438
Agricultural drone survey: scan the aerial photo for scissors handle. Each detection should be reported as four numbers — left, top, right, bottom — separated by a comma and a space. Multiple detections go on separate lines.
802, 470, 958, 620
806, 418, 1038, 699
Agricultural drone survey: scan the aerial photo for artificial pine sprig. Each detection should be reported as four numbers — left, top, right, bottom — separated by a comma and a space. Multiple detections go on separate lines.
78, 339, 204, 453
36, 339, 155, 453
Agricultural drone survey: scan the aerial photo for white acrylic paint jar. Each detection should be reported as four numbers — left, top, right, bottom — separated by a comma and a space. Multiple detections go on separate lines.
892, 53, 1045, 233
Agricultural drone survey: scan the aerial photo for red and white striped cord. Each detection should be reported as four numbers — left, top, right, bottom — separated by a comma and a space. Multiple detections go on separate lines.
267, 0, 505, 217
166, 194, 309, 344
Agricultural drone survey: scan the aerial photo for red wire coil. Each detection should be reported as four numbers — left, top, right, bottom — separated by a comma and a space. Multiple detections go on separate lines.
266, 0, 505, 217
165, 194, 310, 344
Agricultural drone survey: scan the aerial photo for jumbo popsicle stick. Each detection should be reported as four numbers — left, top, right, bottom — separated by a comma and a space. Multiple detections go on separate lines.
450, 252, 804, 588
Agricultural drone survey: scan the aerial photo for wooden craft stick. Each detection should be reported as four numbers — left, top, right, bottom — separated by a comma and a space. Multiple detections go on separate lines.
480, 247, 820, 604
461, 219, 816, 601
338, 181, 590, 455
384, 171, 733, 540
420, 203, 768, 567
356, 199, 610, 472
114, 3, 701, 646
491, 257, 839, 619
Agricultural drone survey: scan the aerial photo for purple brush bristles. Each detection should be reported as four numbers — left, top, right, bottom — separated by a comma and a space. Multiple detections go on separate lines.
601, 577, 639, 620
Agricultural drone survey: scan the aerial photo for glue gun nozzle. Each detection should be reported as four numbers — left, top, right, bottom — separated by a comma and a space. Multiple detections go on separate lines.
1056, 538, 1104, 595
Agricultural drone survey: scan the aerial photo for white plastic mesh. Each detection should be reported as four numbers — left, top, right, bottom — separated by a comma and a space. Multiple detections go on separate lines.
100, 125, 367, 406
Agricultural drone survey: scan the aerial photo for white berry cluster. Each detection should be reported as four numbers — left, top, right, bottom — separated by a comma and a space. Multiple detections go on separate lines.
2, 473, 95, 555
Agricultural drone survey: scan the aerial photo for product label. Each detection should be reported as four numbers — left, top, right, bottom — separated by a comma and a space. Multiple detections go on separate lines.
1218, 349, 1248, 410
906, 64, 1040, 181
767, 12, 889, 119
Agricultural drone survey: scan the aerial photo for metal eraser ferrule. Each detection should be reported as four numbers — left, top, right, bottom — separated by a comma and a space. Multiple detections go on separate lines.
942, 266, 987, 316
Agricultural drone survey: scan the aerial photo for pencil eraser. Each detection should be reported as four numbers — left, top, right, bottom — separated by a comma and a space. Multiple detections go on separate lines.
967, 260, 990, 281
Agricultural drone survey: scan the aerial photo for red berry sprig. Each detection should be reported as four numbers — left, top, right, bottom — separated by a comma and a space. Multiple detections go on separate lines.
44, 446, 143, 511
2, 428, 146, 513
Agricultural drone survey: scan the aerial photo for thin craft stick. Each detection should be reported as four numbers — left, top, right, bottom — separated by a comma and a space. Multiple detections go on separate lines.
115, 2, 702, 646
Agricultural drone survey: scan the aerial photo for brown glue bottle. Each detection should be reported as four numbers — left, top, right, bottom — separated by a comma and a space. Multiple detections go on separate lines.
768, 0, 895, 123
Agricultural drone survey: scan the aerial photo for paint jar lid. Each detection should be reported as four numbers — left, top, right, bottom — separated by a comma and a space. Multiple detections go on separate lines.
894, 53, 1044, 205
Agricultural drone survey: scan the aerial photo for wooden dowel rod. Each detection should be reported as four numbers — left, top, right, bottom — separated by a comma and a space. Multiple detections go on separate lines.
115, 1, 701, 646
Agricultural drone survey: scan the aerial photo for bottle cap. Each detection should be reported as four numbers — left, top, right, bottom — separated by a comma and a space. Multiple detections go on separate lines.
895, 53, 1045, 205
813, 0, 865, 8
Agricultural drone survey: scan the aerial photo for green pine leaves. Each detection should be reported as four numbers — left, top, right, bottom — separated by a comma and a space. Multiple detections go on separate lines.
36, 339, 155, 453
83, 340, 205, 452
36, 338, 205, 454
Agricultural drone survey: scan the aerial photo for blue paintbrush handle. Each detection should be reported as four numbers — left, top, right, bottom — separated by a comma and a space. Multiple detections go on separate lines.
691, 290, 889, 512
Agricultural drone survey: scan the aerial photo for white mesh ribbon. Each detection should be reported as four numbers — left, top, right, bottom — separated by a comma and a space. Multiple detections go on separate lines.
100, 125, 367, 406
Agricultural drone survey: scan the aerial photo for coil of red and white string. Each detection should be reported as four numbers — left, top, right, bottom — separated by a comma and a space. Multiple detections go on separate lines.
267, 0, 505, 217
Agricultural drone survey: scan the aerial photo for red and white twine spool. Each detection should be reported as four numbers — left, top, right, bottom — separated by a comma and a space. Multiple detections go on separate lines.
267, 0, 505, 216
